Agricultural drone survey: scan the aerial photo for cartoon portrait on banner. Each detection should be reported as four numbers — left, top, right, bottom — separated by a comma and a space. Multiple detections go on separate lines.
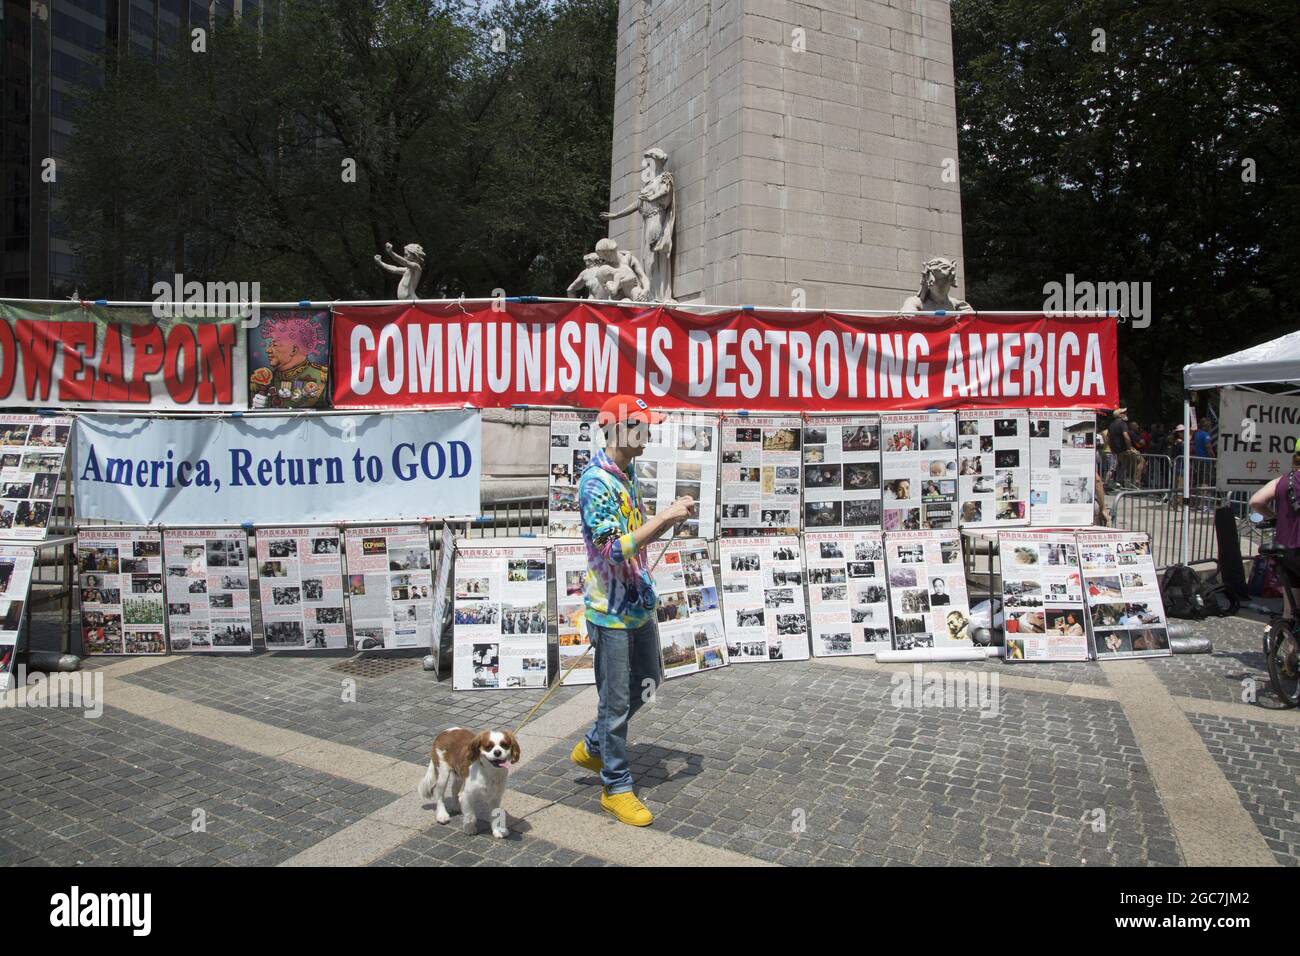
248, 310, 331, 409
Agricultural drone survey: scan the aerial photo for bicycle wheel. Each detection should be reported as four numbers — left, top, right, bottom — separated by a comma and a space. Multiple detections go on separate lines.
1266, 622, 1300, 708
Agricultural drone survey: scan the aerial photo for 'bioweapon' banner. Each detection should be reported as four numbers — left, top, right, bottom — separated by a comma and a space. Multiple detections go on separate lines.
0, 303, 246, 409
331, 302, 1118, 412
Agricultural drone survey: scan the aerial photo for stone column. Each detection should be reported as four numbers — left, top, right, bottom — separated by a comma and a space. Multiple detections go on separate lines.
609, 0, 966, 309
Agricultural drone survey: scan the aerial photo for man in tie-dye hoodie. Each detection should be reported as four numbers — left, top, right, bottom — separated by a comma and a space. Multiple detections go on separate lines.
569, 395, 696, 827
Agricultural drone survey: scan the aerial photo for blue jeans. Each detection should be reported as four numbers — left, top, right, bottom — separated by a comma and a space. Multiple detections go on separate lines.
583, 619, 663, 794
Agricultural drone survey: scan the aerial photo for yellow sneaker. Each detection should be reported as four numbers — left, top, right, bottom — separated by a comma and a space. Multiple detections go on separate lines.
570, 738, 603, 773
601, 789, 653, 827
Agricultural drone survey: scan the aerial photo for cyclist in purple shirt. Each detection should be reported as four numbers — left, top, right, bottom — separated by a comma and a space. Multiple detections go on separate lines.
1250, 438, 1300, 617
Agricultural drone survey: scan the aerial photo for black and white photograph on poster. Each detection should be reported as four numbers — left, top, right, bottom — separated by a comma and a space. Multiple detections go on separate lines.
804, 530, 891, 656
1029, 409, 1097, 527
802, 415, 883, 531
634, 411, 719, 540
999, 531, 1089, 662
343, 525, 434, 650
1077, 531, 1171, 660
452, 544, 549, 690
719, 416, 802, 536
76, 527, 167, 656
956, 409, 1030, 528
880, 412, 958, 531
884, 529, 971, 650
644, 540, 728, 679
718, 535, 810, 662
0, 414, 72, 540
164, 528, 253, 653
548, 410, 599, 538
553, 543, 595, 686
255, 527, 348, 650
0, 545, 37, 689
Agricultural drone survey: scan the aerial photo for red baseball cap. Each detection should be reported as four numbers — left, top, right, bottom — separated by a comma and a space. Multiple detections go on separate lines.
596, 394, 665, 427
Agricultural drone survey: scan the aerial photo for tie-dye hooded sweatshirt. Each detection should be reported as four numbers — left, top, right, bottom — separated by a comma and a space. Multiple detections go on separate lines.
578, 449, 657, 628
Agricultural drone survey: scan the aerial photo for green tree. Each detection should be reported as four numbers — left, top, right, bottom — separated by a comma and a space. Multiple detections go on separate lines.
953, 0, 1300, 420
62, 0, 618, 300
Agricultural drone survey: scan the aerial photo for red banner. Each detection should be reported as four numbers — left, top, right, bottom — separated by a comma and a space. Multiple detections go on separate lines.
332, 302, 1118, 413
0, 303, 247, 410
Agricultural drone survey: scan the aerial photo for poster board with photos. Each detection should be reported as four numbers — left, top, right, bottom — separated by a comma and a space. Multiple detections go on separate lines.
802, 416, 883, 531
77, 527, 166, 656
553, 543, 595, 686
547, 410, 598, 538
718, 535, 810, 663
884, 530, 971, 649
645, 539, 729, 679
452, 544, 549, 690
1029, 410, 1097, 527
164, 528, 254, 653
998, 531, 1089, 661
428, 521, 457, 675
633, 412, 719, 541
0, 546, 37, 688
343, 524, 434, 650
880, 413, 958, 531
0, 415, 72, 539
254, 527, 347, 650
804, 531, 891, 657
719, 416, 803, 536
1077, 531, 1171, 659
956, 409, 1030, 528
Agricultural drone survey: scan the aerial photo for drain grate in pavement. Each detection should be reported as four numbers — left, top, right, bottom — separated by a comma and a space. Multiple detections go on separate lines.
328, 656, 422, 679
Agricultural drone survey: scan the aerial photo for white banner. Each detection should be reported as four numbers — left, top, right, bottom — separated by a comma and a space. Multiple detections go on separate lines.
73, 410, 480, 525
1218, 388, 1300, 490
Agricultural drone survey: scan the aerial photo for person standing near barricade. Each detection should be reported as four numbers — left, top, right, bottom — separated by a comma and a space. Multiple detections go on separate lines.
569, 394, 695, 827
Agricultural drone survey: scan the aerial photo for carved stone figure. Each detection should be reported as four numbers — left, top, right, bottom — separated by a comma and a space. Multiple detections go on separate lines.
901, 256, 972, 313
594, 238, 649, 302
602, 147, 675, 303
375, 242, 425, 300
567, 253, 616, 301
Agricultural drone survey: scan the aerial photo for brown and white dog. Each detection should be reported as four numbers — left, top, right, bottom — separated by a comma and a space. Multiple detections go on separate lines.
417, 727, 520, 838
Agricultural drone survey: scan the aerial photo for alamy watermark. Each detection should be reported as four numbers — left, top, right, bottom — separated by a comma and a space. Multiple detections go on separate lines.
1043, 273, 1151, 328
151, 274, 261, 328
1, 666, 103, 718
889, 664, 1000, 718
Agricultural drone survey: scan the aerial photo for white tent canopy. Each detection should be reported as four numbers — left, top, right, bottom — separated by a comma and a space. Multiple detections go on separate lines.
1183, 329, 1300, 389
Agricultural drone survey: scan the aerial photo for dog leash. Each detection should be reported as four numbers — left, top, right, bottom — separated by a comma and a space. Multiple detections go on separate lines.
515, 526, 684, 736
514, 642, 594, 735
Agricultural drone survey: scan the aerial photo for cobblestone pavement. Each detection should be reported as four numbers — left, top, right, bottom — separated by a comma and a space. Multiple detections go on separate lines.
1, 612, 1294, 867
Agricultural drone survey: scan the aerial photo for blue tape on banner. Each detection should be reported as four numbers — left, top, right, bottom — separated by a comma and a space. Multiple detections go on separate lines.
241, 522, 253, 530
94, 299, 107, 306
934, 310, 947, 316
742, 305, 755, 311
506, 296, 539, 303
298, 300, 311, 307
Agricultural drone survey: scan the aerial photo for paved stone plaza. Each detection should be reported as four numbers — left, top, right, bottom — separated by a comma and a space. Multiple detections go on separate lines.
1, 612, 1295, 868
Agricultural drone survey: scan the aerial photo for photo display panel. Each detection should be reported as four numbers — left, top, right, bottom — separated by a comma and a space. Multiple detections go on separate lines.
633, 411, 719, 540
645, 539, 729, 679
164, 528, 254, 653
880, 413, 957, 531
1077, 531, 1172, 660
452, 544, 549, 690
553, 543, 595, 686
718, 535, 809, 663
77, 527, 166, 656
0, 415, 72, 539
719, 415, 803, 536
1029, 410, 1097, 527
255, 527, 348, 650
0, 545, 37, 687
884, 529, 971, 649
548, 410, 598, 538
343, 524, 434, 649
998, 531, 1089, 661
804, 530, 891, 656
956, 409, 1030, 527
802, 416, 883, 531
